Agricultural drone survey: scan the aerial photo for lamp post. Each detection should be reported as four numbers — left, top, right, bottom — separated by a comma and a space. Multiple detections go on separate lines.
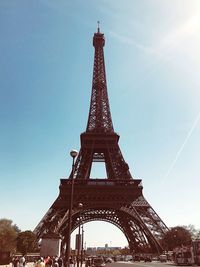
66, 149, 78, 267
80, 224, 84, 267
77, 203, 83, 267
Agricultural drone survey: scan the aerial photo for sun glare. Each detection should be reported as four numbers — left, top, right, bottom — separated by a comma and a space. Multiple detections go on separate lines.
184, 14, 200, 34
159, 13, 200, 51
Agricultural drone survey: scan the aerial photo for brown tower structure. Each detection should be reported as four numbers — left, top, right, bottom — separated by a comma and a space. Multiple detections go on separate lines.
34, 27, 168, 254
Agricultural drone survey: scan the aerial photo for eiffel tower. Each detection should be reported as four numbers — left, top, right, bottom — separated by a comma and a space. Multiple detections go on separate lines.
34, 26, 168, 254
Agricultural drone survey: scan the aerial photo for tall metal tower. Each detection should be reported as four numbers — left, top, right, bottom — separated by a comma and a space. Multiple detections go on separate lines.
34, 26, 168, 254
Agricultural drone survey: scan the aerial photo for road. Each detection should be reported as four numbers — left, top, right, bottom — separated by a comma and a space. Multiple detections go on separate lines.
107, 261, 174, 267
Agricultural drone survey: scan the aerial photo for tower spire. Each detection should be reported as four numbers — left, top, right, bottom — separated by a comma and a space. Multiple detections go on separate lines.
86, 27, 114, 133
97, 21, 100, 33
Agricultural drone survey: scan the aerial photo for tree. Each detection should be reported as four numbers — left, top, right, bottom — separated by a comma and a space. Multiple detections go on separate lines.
184, 224, 200, 240
184, 224, 198, 239
196, 230, 200, 239
162, 226, 192, 251
0, 218, 20, 252
16, 231, 38, 254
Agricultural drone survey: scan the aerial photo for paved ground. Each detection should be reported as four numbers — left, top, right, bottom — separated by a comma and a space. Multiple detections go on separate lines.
0, 263, 86, 267
1, 262, 175, 267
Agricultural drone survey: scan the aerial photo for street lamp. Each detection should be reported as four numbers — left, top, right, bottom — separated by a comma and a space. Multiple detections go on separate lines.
66, 149, 78, 267
80, 224, 84, 267
77, 203, 83, 267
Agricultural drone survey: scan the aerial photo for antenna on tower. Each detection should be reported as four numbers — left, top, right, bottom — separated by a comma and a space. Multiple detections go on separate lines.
97, 21, 100, 33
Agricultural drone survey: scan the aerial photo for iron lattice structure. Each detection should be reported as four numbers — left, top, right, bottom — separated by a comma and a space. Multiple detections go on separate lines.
34, 27, 168, 254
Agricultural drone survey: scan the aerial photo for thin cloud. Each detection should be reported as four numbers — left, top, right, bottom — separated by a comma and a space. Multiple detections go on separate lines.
108, 30, 176, 86
109, 30, 173, 63
161, 111, 200, 185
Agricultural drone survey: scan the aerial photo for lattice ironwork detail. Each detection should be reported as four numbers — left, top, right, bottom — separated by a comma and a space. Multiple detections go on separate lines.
131, 196, 150, 207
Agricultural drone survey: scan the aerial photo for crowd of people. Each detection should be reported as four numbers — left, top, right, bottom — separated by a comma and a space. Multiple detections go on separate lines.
35, 256, 63, 267
12, 256, 26, 267
11, 256, 64, 267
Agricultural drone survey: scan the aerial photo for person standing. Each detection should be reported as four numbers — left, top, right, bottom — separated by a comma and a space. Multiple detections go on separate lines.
19, 256, 25, 267
58, 257, 63, 267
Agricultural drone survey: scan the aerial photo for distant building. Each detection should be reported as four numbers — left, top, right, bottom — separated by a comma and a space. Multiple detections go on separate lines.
86, 245, 121, 255
86, 247, 96, 256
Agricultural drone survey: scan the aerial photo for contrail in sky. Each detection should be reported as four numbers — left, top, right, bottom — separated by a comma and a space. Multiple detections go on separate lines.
161, 110, 200, 184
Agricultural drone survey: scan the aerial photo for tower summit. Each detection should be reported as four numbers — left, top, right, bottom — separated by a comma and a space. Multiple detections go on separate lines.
87, 25, 114, 133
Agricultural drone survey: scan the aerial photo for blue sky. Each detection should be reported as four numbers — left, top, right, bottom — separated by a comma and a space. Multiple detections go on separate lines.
0, 0, 200, 248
